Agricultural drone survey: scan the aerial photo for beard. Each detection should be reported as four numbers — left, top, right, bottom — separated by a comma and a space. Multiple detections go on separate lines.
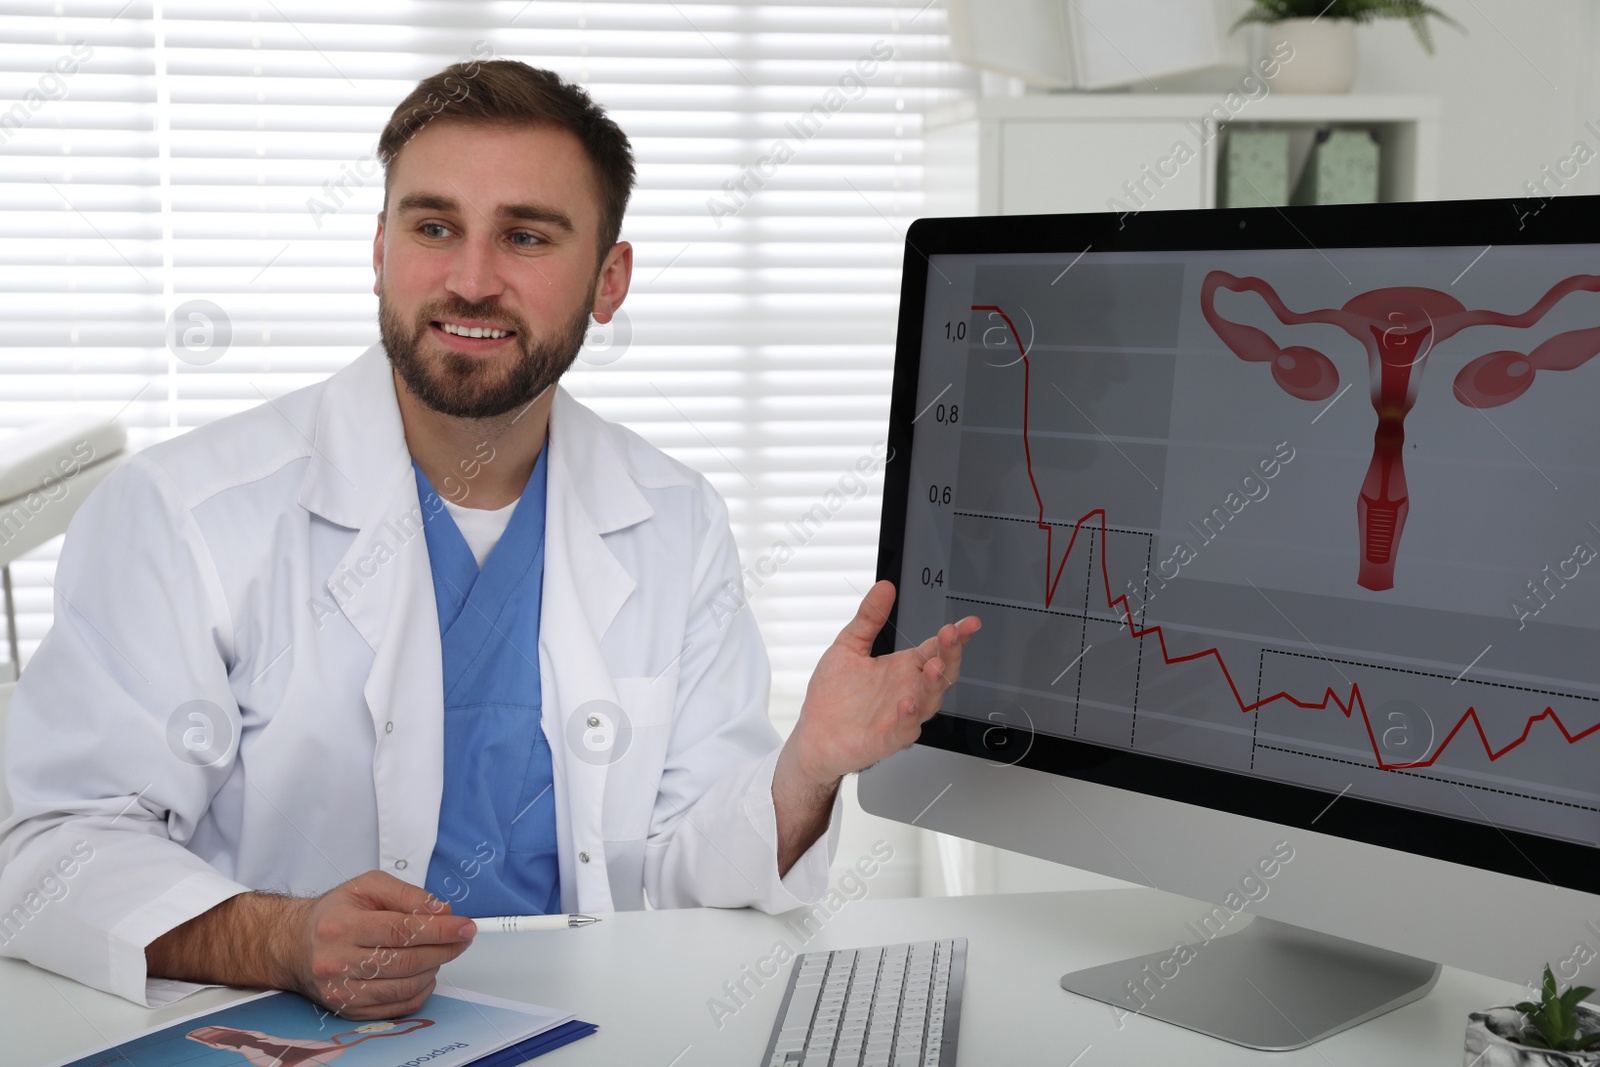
378, 286, 593, 420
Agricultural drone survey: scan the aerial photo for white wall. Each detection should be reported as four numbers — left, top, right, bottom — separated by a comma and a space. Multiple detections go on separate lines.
1349, 0, 1600, 200
1130, 0, 1599, 202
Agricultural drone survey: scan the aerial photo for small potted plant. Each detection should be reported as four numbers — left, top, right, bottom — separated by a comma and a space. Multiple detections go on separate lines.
1233, 0, 1462, 93
1465, 966, 1600, 1066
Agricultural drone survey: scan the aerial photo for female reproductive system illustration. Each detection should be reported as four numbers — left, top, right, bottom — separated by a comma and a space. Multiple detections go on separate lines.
1200, 269, 1600, 590
185, 1016, 435, 1067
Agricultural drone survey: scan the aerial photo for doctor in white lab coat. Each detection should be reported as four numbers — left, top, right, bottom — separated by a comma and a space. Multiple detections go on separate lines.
0, 60, 980, 1019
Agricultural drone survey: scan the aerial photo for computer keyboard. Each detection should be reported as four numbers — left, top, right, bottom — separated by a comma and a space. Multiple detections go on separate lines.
760, 938, 966, 1067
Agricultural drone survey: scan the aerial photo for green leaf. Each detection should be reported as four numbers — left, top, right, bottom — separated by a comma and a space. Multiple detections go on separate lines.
1514, 1002, 1541, 1015
1527, 1009, 1559, 1046
1545, 965, 1560, 1004
1559, 986, 1596, 1009
1232, 0, 1464, 51
1576, 1032, 1600, 1051
1549, 1001, 1569, 1042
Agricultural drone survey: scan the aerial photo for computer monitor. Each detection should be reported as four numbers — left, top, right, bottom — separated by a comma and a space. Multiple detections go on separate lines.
859, 194, 1600, 1050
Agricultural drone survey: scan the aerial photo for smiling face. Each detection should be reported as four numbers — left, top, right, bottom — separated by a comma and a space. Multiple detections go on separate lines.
373, 120, 630, 419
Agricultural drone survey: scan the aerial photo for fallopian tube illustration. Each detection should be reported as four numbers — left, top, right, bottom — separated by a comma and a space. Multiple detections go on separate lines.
1201, 270, 1600, 590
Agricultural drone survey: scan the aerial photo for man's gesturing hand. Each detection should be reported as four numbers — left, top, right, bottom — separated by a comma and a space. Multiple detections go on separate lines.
283, 871, 477, 1019
146, 870, 477, 1021
788, 580, 981, 787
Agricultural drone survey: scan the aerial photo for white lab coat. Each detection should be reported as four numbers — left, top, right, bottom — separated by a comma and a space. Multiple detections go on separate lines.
0, 342, 840, 1007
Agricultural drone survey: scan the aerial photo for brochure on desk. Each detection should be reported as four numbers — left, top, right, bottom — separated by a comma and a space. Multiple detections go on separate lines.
51, 987, 597, 1067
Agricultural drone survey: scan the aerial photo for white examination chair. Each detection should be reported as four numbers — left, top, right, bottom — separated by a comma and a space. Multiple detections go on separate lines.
0, 417, 129, 684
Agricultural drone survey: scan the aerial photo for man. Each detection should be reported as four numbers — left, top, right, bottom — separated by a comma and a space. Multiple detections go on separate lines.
0, 60, 978, 1020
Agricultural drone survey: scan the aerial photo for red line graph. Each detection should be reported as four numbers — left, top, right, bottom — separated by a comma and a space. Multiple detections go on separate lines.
970, 303, 1600, 770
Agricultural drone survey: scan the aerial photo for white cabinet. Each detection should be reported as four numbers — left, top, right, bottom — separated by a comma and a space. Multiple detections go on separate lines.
926, 94, 1440, 217
1000, 119, 1210, 215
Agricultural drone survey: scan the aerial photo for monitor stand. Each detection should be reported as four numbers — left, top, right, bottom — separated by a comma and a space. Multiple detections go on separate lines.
1059, 915, 1442, 1050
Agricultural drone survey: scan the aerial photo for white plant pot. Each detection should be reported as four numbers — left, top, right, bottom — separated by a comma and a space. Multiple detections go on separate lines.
1464, 1006, 1600, 1067
1265, 17, 1357, 94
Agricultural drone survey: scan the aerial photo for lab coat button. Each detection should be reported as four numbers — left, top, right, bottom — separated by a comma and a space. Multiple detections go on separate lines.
586, 715, 600, 728
385, 721, 394, 734
579, 851, 590, 863
394, 858, 408, 870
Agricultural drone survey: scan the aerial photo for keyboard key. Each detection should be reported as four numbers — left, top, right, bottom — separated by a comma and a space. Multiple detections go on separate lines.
782, 984, 821, 1032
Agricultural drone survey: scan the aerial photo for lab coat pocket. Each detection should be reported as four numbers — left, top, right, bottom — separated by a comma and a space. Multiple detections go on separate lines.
599, 674, 677, 843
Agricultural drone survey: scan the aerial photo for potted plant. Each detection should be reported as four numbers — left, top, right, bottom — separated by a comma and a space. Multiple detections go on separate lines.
1465, 966, 1600, 1066
1233, 0, 1462, 94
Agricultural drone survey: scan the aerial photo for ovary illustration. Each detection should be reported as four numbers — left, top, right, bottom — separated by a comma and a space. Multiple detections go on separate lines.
1201, 270, 1600, 590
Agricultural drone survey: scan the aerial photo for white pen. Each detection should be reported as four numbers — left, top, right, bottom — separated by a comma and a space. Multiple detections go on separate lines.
470, 914, 602, 933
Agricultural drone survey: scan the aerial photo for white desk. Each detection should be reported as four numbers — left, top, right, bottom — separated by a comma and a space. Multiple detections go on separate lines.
4, 887, 1516, 1065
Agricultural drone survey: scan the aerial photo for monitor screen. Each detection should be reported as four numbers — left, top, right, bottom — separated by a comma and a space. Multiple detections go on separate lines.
876, 201, 1600, 894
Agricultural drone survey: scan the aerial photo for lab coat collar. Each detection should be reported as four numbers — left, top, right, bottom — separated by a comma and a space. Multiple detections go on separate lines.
297, 342, 654, 539
546, 386, 654, 538
298, 342, 406, 531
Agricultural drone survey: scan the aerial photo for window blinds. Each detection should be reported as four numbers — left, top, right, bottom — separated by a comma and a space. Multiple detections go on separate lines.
0, 0, 972, 721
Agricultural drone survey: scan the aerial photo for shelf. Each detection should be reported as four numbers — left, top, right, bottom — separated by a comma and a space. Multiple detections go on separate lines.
928, 93, 1440, 129
924, 93, 1441, 216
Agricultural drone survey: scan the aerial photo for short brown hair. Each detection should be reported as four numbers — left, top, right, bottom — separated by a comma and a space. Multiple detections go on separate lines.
377, 60, 635, 255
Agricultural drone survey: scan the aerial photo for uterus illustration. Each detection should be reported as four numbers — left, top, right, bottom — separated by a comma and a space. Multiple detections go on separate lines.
1201, 270, 1600, 590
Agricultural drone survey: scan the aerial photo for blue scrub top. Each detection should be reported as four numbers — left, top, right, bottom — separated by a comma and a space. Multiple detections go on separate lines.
415, 446, 560, 916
